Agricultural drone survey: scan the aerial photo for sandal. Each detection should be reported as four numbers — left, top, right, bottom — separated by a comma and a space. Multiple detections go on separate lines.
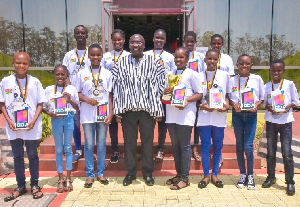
31, 186, 43, 199
4, 187, 27, 202
192, 151, 201, 162
166, 175, 181, 185
198, 176, 210, 189
97, 177, 109, 185
57, 180, 65, 193
64, 179, 73, 192
170, 179, 190, 190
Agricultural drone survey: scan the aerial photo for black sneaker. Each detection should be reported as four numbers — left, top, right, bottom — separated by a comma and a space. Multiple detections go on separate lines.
72, 151, 82, 163
247, 175, 255, 190
237, 174, 247, 188
110, 152, 119, 163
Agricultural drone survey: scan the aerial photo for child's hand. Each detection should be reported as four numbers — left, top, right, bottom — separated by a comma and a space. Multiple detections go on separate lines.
200, 102, 214, 112
217, 103, 228, 113
26, 120, 36, 131
8, 119, 18, 131
248, 107, 257, 112
284, 105, 292, 113
86, 98, 98, 106
233, 102, 242, 112
49, 112, 59, 119
104, 114, 113, 125
175, 100, 188, 110
63, 92, 71, 102
265, 104, 275, 113
164, 87, 173, 94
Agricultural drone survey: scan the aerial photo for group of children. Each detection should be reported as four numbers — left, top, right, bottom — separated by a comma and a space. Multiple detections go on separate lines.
0, 25, 298, 202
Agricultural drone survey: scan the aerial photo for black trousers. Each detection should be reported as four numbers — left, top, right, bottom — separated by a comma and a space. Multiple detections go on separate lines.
122, 111, 156, 177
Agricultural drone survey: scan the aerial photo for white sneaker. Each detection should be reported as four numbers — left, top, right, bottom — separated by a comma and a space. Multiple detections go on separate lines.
247, 175, 255, 190
237, 174, 247, 188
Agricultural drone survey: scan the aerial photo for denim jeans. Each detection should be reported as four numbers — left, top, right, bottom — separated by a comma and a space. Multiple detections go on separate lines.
109, 116, 119, 152
10, 139, 39, 188
199, 126, 224, 176
157, 103, 167, 152
167, 123, 192, 179
51, 112, 74, 173
266, 121, 294, 184
232, 109, 257, 175
73, 110, 81, 151
82, 122, 108, 178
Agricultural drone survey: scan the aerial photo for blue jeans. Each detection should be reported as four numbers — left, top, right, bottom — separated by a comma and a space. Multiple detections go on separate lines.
167, 123, 192, 179
10, 139, 39, 188
73, 110, 81, 151
232, 109, 257, 175
82, 122, 108, 178
199, 126, 224, 176
266, 121, 294, 184
51, 112, 74, 173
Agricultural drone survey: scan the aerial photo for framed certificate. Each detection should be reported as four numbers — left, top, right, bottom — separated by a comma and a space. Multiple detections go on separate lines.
96, 104, 107, 122
54, 96, 68, 115
271, 90, 285, 112
15, 108, 28, 129
240, 88, 255, 110
209, 89, 223, 109
171, 86, 186, 106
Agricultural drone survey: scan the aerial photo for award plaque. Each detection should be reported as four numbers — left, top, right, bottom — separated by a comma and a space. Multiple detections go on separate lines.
271, 90, 285, 112
96, 104, 107, 122
240, 88, 254, 110
161, 74, 180, 104
209, 89, 223, 109
15, 107, 28, 129
189, 61, 198, 72
54, 96, 68, 115
171, 86, 186, 106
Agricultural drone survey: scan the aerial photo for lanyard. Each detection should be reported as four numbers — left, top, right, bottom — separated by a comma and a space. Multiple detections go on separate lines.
272, 79, 283, 91
114, 49, 123, 63
15, 75, 28, 102
76, 47, 87, 66
238, 75, 250, 93
90, 66, 101, 87
174, 68, 187, 86
54, 85, 66, 94
217, 53, 221, 69
153, 48, 164, 59
205, 69, 217, 93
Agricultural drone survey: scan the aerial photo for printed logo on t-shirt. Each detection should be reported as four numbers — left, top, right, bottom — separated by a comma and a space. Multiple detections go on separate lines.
5, 89, 12, 94
105, 57, 112, 60
50, 98, 54, 103
70, 58, 76, 63
267, 93, 271, 98
84, 76, 91, 81
232, 87, 237, 92
202, 82, 206, 85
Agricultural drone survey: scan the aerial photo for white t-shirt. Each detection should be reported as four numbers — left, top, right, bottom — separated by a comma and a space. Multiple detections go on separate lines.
100, 50, 130, 71
197, 70, 231, 127
144, 49, 176, 73
0, 74, 47, 140
76, 67, 112, 123
44, 85, 79, 113
166, 68, 204, 126
218, 53, 235, 76
187, 51, 206, 74
229, 74, 265, 104
264, 79, 300, 124
63, 48, 89, 87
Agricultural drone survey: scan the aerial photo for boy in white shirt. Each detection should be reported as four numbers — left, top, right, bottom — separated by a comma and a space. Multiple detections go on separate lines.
0, 52, 46, 201
262, 59, 299, 196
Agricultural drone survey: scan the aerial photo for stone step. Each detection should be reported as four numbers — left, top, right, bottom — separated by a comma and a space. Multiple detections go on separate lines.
38, 153, 262, 171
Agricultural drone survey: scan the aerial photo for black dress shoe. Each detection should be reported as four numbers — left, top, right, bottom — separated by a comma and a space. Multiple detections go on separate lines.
143, 176, 154, 186
262, 178, 276, 188
123, 175, 136, 186
287, 184, 295, 196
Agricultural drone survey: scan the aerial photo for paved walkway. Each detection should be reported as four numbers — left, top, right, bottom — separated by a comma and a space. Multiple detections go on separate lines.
0, 170, 299, 206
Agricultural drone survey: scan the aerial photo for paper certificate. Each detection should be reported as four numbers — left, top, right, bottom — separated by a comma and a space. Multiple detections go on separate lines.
240, 88, 254, 110
271, 90, 285, 112
15, 108, 28, 129
171, 86, 186, 106
96, 104, 108, 122
189, 61, 198, 72
209, 89, 223, 109
54, 96, 68, 115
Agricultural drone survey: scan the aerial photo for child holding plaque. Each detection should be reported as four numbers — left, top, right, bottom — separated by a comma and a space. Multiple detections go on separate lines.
76, 44, 113, 188
183, 31, 205, 162
100, 29, 129, 163
164, 47, 203, 190
43, 65, 79, 193
145, 29, 177, 162
197, 49, 230, 189
229, 54, 264, 190
0, 52, 46, 201
262, 59, 299, 196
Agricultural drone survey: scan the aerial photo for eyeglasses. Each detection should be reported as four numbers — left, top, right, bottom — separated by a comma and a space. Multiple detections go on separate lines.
238, 62, 252, 66
129, 41, 144, 46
